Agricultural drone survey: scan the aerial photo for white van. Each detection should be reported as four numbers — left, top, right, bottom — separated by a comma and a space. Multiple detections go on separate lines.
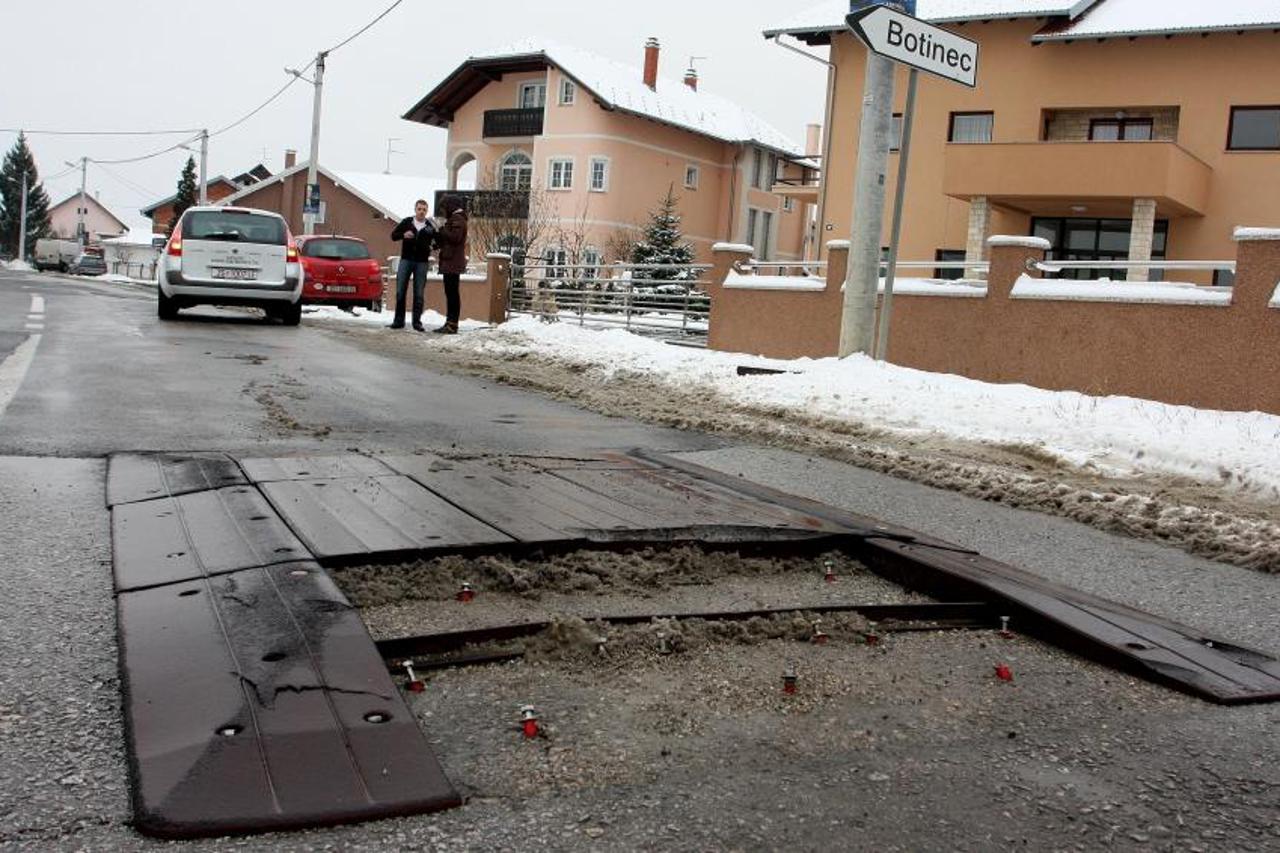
34, 239, 81, 272
157, 206, 304, 324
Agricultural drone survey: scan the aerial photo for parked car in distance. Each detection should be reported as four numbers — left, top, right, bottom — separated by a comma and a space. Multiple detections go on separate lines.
34, 238, 81, 272
68, 253, 107, 276
296, 235, 384, 312
157, 206, 304, 325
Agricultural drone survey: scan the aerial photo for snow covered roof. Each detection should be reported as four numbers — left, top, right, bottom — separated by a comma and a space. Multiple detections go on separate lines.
763, 0, 1101, 40
404, 40, 804, 159
140, 175, 238, 216
217, 161, 454, 220
764, 1, 1279, 43
1033, 1, 1280, 40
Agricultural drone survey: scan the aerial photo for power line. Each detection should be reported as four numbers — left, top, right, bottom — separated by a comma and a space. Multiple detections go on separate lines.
0, 127, 200, 137
209, 65, 313, 139
94, 162, 161, 199
88, 135, 202, 166
326, 0, 404, 54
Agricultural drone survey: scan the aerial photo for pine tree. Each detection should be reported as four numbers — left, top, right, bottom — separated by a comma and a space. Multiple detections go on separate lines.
630, 185, 695, 282
169, 156, 198, 231
0, 133, 53, 260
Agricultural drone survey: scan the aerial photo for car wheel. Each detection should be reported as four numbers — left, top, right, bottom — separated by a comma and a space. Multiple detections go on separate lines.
157, 288, 179, 320
279, 299, 302, 327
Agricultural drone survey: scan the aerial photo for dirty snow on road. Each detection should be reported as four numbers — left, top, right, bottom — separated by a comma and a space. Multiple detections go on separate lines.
320, 309, 1280, 499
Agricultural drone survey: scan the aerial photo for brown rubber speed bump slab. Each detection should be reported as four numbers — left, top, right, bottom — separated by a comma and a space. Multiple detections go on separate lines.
259, 475, 512, 562
107, 452, 248, 507
111, 486, 310, 592
238, 454, 396, 483
118, 561, 461, 839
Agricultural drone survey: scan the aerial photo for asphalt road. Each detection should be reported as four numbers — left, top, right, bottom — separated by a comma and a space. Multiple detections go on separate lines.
1, 268, 1277, 851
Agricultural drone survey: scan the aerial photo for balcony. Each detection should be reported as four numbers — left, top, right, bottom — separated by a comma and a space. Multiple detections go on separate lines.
434, 189, 529, 220
483, 108, 543, 139
942, 141, 1213, 217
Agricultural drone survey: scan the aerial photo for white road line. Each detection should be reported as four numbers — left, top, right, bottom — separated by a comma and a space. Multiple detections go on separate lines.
24, 323, 45, 331
0, 334, 42, 419
30, 295, 45, 313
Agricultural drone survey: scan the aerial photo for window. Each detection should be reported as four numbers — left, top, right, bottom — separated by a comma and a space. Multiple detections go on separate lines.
582, 247, 602, 281
752, 149, 765, 189
746, 209, 758, 256
768, 154, 779, 187
948, 112, 993, 143
891, 113, 904, 152
589, 157, 609, 192
934, 249, 966, 281
684, 164, 700, 190
558, 79, 576, 106
1228, 107, 1280, 151
1089, 118, 1153, 141
545, 247, 568, 280
746, 208, 772, 259
1031, 216, 1169, 281
1213, 269, 1236, 288
783, 197, 795, 212
499, 152, 532, 191
519, 82, 546, 109
548, 157, 574, 190
761, 211, 773, 259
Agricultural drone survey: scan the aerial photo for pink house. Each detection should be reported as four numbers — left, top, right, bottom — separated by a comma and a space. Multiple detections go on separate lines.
48, 192, 128, 244
403, 39, 818, 266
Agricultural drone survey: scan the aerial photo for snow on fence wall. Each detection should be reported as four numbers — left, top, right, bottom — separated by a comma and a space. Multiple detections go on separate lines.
703, 233, 1280, 415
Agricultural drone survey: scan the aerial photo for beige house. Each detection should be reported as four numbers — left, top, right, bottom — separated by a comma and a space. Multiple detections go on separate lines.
48, 192, 128, 244
403, 39, 817, 265
766, 0, 1280, 283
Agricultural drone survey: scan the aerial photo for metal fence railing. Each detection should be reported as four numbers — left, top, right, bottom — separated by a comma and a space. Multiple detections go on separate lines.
509, 261, 713, 344
1029, 258, 1236, 285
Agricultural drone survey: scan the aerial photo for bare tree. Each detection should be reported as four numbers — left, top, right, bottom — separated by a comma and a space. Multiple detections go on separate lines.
465, 165, 556, 264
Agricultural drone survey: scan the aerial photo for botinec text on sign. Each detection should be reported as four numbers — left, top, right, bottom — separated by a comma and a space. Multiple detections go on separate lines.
846, 4, 980, 88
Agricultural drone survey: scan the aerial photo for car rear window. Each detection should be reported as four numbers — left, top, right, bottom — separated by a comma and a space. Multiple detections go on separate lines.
301, 238, 371, 260
182, 210, 287, 246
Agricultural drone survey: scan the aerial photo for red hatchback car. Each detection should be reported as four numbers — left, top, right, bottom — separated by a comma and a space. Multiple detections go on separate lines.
296, 235, 384, 311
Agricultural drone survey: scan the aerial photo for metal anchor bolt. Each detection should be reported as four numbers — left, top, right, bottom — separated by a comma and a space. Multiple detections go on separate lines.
864, 622, 880, 646
811, 620, 829, 645
402, 660, 425, 693
823, 560, 838, 583
999, 616, 1014, 639
520, 704, 540, 738
457, 581, 475, 603
782, 663, 798, 695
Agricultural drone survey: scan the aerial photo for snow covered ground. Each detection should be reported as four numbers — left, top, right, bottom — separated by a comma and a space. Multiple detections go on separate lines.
3, 259, 34, 272
322, 309, 1280, 498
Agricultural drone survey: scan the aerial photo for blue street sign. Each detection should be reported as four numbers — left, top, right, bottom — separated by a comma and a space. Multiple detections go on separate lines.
303, 183, 321, 215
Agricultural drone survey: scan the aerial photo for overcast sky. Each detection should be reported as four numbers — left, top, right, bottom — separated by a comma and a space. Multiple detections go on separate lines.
0, 1, 827, 234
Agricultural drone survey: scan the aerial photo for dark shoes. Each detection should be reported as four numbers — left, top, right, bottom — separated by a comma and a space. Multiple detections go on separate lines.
387, 321, 405, 330
432, 322, 458, 335
412, 321, 426, 332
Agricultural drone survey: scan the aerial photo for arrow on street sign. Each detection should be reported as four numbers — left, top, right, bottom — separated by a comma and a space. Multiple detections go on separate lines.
846, 5, 979, 88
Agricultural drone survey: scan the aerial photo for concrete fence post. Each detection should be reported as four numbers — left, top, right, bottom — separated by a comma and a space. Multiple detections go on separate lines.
708, 243, 755, 351
1231, 227, 1280, 311
985, 236, 1050, 300
485, 253, 512, 325
825, 240, 850, 292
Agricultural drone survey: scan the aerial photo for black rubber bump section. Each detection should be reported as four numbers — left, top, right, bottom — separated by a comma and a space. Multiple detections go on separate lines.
258, 475, 513, 561
238, 455, 397, 484
107, 453, 248, 507
117, 562, 461, 839
111, 486, 310, 592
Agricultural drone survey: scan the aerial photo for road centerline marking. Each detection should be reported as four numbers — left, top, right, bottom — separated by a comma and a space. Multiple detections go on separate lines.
0, 333, 42, 419
30, 295, 45, 314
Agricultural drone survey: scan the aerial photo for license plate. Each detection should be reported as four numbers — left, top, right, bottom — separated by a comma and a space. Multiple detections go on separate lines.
210, 267, 259, 281
325, 285, 357, 293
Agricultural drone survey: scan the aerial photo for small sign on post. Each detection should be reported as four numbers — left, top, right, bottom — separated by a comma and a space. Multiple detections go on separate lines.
303, 183, 322, 215
846, 4, 979, 88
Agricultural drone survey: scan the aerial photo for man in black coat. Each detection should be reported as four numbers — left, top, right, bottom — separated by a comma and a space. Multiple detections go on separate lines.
388, 199, 438, 331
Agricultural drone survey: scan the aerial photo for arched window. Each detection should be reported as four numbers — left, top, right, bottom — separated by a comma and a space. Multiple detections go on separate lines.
499, 152, 533, 192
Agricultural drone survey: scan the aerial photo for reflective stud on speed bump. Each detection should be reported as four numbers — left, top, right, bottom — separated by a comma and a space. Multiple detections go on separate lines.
519, 705, 540, 739
457, 582, 476, 603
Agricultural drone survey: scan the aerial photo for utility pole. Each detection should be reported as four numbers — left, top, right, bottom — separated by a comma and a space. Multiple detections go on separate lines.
303, 51, 327, 235
198, 129, 209, 204
17, 170, 29, 262
76, 157, 88, 246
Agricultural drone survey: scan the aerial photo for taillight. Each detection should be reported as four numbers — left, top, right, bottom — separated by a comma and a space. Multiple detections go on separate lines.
287, 243, 299, 262
167, 223, 183, 257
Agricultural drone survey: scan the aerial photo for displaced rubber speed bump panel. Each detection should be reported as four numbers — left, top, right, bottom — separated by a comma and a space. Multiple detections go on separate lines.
259, 475, 513, 562
238, 454, 397, 484
111, 486, 311, 592
107, 452, 248, 507
117, 562, 461, 839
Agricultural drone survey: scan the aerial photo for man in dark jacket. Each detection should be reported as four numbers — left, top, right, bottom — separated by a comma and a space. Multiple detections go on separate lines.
388, 199, 437, 331
433, 195, 470, 334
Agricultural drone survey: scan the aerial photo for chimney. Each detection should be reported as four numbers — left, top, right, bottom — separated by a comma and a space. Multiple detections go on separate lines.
643, 38, 660, 90
285, 148, 297, 169
683, 67, 698, 91
805, 124, 823, 158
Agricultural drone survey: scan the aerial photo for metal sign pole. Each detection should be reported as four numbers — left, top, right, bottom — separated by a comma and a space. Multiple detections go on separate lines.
875, 67, 917, 361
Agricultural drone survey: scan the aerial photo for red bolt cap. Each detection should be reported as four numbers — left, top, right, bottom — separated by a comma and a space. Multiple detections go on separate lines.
994, 663, 1014, 682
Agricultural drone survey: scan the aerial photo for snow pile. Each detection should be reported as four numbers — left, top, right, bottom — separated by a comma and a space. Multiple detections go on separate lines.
3, 259, 34, 272
429, 316, 1280, 494
1012, 274, 1232, 305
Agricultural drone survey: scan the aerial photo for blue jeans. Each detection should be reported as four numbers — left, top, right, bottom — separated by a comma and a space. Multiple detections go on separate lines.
394, 259, 428, 323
